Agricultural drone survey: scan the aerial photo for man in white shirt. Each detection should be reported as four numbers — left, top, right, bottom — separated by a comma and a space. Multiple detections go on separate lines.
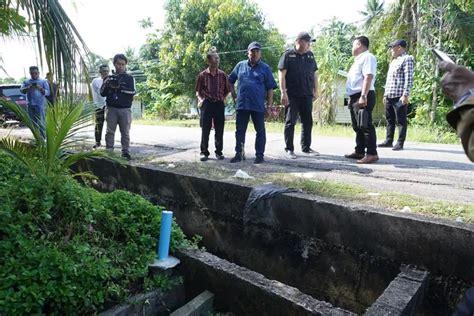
91, 64, 109, 149
344, 36, 379, 164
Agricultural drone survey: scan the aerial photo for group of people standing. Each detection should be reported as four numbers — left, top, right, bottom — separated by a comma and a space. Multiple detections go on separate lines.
196, 33, 415, 164
21, 33, 471, 166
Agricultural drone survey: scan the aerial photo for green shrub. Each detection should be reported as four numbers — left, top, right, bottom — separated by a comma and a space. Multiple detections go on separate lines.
0, 154, 191, 315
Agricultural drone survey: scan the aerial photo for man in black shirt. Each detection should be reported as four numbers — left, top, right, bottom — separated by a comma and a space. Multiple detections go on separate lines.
100, 54, 136, 160
278, 32, 319, 159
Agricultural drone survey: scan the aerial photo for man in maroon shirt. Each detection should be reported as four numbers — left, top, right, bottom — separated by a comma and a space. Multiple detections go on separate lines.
195, 50, 231, 161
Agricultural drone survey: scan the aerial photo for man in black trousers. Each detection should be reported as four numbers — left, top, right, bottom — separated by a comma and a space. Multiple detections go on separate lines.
278, 32, 319, 159
195, 50, 231, 161
379, 39, 414, 151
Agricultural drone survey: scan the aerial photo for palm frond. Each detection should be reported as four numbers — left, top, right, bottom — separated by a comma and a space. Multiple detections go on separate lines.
14, 0, 91, 95
0, 99, 44, 144
0, 137, 37, 171
61, 150, 115, 171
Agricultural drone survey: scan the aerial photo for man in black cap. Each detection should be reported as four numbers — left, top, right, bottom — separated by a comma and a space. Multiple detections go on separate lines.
228, 41, 277, 164
379, 39, 414, 151
278, 31, 319, 159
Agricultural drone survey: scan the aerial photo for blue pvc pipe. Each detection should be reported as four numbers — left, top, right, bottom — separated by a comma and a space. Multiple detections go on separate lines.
157, 210, 173, 260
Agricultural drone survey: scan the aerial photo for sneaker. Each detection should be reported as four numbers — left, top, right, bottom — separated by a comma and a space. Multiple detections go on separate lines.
344, 152, 365, 159
230, 154, 242, 163
378, 141, 393, 148
254, 156, 264, 164
356, 154, 379, 164
392, 143, 404, 151
286, 150, 297, 159
92, 142, 101, 149
302, 148, 319, 156
200, 153, 209, 161
121, 152, 132, 161
215, 153, 225, 160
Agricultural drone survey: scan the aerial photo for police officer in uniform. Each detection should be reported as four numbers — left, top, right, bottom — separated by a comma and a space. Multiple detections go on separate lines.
278, 31, 319, 159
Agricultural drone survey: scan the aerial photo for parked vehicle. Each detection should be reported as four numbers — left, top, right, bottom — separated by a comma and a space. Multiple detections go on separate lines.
0, 84, 27, 126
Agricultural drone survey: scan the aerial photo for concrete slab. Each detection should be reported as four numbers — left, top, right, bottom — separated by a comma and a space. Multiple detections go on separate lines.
170, 290, 214, 316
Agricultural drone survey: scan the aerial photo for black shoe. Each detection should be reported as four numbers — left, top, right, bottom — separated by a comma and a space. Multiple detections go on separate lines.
344, 152, 365, 159
302, 148, 320, 156
378, 141, 393, 148
230, 153, 242, 163
254, 156, 264, 164
92, 142, 101, 149
121, 152, 131, 161
392, 143, 404, 151
200, 153, 209, 161
215, 153, 225, 160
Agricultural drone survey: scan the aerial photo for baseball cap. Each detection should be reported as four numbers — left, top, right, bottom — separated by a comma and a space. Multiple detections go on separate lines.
296, 32, 315, 42
388, 39, 407, 48
247, 42, 262, 51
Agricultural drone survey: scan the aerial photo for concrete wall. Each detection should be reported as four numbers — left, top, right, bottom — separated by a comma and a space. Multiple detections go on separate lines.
75, 159, 474, 314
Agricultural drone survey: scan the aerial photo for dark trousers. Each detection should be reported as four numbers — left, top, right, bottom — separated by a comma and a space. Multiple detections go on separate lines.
384, 97, 407, 144
200, 100, 225, 156
349, 91, 377, 155
235, 109, 265, 158
284, 95, 313, 152
95, 107, 105, 144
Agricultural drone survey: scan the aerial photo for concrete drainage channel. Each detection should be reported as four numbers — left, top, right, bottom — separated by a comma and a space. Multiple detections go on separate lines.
75, 159, 474, 315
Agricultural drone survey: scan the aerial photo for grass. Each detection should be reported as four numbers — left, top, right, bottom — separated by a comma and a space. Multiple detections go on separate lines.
269, 174, 474, 222
150, 160, 473, 223
134, 118, 460, 145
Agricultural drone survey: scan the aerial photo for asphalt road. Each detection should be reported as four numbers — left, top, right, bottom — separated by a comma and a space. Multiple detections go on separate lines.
2, 124, 473, 203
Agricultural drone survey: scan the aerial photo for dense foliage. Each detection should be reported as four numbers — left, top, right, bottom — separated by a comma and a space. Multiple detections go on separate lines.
138, 0, 285, 119
311, 0, 474, 130
0, 153, 189, 314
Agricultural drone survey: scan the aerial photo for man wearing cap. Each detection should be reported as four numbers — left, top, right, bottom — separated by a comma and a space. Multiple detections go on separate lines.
228, 41, 277, 164
379, 39, 414, 151
278, 32, 319, 159
195, 50, 231, 161
344, 36, 379, 164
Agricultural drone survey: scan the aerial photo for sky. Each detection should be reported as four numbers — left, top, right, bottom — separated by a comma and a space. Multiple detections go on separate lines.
0, 0, 395, 79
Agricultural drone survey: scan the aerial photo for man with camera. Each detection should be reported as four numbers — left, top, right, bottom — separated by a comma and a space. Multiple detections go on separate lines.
91, 64, 109, 149
100, 54, 136, 160
20, 66, 50, 138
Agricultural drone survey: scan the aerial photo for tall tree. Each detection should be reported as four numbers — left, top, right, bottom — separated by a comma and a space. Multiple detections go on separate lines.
359, 0, 385, 29
140, 0, 285, 118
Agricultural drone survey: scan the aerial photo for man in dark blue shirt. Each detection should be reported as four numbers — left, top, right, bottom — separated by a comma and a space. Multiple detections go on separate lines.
228, 42, 277, 164
20, 66, 50, 138
278, 32, 319, 159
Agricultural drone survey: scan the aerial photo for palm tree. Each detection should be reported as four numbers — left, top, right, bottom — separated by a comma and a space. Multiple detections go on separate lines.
0, 99, 112, 179
359, 0, 385, 29
0, 0, 90, 94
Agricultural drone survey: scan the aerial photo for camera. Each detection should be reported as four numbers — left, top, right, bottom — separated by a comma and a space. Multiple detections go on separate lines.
107, 74, 120, 89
